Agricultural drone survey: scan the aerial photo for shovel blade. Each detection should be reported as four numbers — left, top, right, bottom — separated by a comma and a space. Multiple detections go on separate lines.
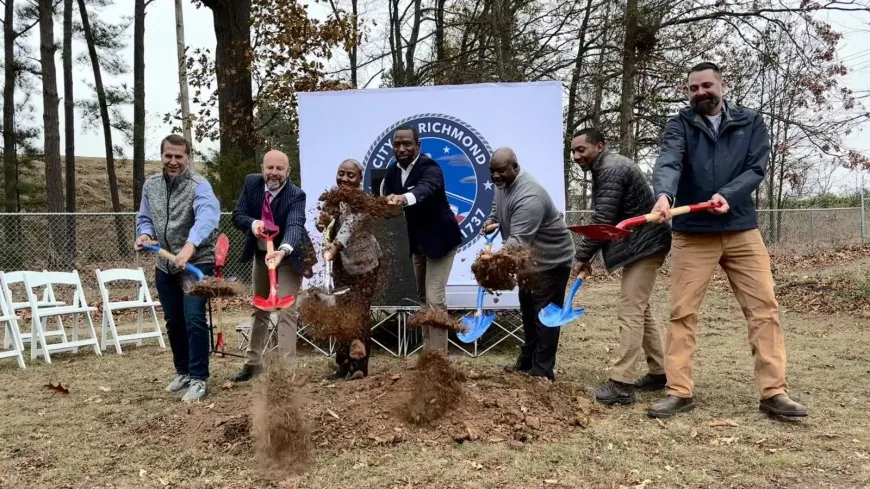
567, 224, 631, 241
539, 306, 585, 327
457, 311, 496, 343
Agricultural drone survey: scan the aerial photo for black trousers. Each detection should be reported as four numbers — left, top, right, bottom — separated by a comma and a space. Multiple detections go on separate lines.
517, 265, 571, 380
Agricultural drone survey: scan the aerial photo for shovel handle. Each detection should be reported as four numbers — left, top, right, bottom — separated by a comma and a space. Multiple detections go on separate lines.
140, 244, 204, 281
618, 202, 722, 229
264, 235, 278, 270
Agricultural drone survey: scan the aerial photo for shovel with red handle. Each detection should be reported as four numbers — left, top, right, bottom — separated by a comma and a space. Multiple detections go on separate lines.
213, 233, 230, 355
252, 223, 296, 312
568, 201, 723, 241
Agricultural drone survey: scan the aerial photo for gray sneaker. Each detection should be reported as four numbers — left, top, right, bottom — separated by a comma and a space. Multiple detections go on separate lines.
166, 374, 190, 393
181, 379, 207, 402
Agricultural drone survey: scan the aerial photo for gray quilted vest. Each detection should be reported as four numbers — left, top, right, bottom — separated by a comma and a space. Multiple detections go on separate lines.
143, 166, 218, 274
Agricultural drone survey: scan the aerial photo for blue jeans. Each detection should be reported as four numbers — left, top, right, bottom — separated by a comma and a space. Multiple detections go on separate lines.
155, 263, 213, 380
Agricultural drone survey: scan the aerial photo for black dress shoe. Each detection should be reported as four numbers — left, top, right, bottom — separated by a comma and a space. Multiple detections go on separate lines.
230, 364, 261, 382
592, 380, 636, 406
633, 373, 667, 392
760, 394, 808, 417
646, 395, 696, 418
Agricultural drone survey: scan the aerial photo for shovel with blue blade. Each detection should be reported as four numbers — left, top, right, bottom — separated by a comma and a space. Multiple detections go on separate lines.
140, 243, 205, 281
538, 276, 585, 327
457, 225, 500, 343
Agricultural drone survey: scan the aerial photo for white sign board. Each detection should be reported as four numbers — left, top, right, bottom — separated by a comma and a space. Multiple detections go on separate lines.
298, 82, 565, 309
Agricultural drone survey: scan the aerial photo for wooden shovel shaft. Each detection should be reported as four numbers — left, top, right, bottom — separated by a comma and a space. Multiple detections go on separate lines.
618, 202, 721, 229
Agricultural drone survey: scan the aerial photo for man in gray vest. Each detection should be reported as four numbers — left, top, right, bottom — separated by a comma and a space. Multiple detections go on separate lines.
483, 147, 575, 381
135, 134, 220, 402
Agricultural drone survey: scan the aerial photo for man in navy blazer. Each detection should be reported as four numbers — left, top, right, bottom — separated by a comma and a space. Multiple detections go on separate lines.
382, 124, 463, 352
229, 150, 308, 382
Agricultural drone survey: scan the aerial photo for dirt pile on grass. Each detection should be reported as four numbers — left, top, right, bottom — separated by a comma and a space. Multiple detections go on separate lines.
251, 362, 312, 480
399, 350, 466, 425
407, 307, 467, 333
186, 277, 247, 298
471, 245, 533, 292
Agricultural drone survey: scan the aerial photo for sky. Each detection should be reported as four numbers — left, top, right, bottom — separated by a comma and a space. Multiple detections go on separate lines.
15, 1, 870, 193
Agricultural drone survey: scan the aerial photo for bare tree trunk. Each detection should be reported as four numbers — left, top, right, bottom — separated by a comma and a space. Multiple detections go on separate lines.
3, 0, 18, 214
201, 0, 255, 160
39, 0, 67, 268
434, 0, 445, 84
618, 0, 638, 157
403, 0, 422, 86
134, 0, 146, 209
79, 0, 126, 255
174, 0, 193, 148
388, 0, 404, 86
63, 0, 76, 265
563, 0, 594, 210
350, 0, 358, 87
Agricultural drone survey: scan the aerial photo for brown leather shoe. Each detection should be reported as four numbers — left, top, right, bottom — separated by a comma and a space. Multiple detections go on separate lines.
646, 395, 695, 418
759, 394, 808, 417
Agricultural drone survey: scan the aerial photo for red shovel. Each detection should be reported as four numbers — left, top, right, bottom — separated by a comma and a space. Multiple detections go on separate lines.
568, 202, 722, 241
213, 234, 230, 355
252, 223, 296, 311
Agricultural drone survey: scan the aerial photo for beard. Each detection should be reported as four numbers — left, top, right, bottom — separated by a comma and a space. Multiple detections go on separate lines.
691, 93, 721, 115
265, 176, 285, 191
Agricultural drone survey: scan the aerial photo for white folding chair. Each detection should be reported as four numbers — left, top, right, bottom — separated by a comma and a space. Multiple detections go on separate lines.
22, 271, 101, 363
1, 270, 67, 350
0, 278, 25, 368
95, 268, 165, 354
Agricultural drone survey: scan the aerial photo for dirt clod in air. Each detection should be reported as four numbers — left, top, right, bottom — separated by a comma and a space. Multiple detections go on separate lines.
318, 187, 393, 219
399, 350, 466, 425
407, 307, 467, 333
251, 361, 312, 480
471, 245, 534, 292
298, 290, 367, 342
186, 277, 247, 298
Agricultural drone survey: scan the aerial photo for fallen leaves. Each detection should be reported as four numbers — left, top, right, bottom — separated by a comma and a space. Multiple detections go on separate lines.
326, 408, 340, 420
710, 419, 739, 428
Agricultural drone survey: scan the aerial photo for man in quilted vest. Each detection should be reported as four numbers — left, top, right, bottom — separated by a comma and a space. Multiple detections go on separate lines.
135, 134, 220, 402
571, 128, 672, 406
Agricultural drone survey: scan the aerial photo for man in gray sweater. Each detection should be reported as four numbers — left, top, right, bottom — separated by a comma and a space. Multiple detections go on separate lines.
483, 147, 575, 380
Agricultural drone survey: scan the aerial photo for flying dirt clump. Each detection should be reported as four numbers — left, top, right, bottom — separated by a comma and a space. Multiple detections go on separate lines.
318, 186, 393, 220
251, 361, 312, 480
186, 277, 247, 299
407, 307, 467, 334
471, 245, 534, 292
400, 350, 466, 425
298, 290, 367, 342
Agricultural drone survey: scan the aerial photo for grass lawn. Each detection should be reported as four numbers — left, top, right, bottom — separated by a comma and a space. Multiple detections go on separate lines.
1, 273, 868, 489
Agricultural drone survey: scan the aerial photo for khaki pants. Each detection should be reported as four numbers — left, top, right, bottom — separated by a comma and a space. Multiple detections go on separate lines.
245, 256, 302, 366
666, 229, 787, 399
412, 247, 457, 352
610, 252, 667, 384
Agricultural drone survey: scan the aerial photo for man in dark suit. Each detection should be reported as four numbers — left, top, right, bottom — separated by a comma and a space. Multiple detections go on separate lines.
229, 150, 309, 382
382, 124, 463, 352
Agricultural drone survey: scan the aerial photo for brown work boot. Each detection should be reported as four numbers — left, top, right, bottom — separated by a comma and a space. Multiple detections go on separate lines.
759, 394, 808, 417
646, 395, 695, 418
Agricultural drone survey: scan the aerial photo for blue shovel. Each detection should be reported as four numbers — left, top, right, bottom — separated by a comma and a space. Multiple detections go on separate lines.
538, 277, 585, 327
457, 226, 500, 343
140, 243, 205, 281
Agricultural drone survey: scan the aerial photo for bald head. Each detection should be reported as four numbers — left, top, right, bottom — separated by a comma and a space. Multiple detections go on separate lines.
489, 146, 520, 189
262, 150, 291, 190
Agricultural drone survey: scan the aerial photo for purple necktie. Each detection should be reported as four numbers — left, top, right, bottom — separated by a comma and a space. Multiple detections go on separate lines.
262, 192, 275, 229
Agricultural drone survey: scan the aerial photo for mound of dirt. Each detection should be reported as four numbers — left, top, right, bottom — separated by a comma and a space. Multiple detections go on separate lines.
298, 290, 368, 342
407, 307, 467, 333
399, 350, 466, 425
318, 187, 392, 219
251, 363, 312, 480
186, 277, 247, 298
471, 245, 534, 292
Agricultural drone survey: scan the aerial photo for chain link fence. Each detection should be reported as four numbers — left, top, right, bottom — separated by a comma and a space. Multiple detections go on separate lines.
0, 208, 866, 298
